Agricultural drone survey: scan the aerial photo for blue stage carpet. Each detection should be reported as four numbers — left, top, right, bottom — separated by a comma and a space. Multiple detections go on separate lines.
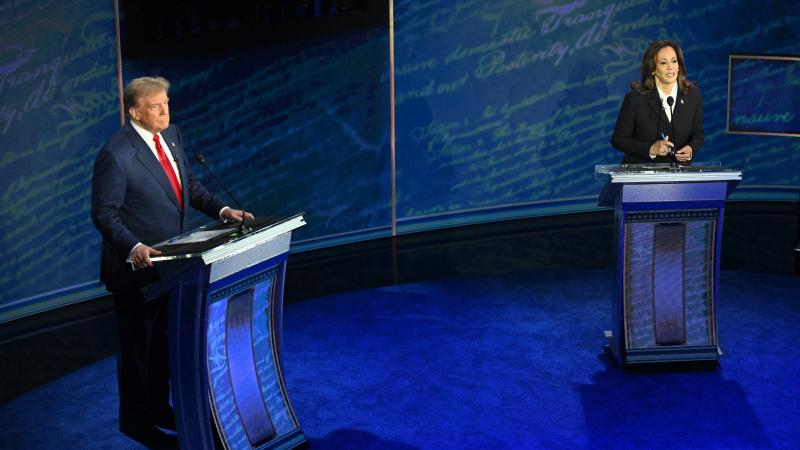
1, 270, 798, 449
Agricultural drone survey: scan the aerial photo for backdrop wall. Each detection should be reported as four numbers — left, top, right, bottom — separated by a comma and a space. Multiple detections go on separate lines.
393, 0, 800, 231
0, 0, 119, 318
1, 0, 798, 320
122, 30, 394, 245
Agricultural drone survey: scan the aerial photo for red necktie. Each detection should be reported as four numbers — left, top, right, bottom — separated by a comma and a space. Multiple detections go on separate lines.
153, 134, 183, 210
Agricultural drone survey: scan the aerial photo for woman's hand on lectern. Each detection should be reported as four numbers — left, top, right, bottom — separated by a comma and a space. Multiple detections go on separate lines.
649, 138, 674, 158
675, 145, 693, 162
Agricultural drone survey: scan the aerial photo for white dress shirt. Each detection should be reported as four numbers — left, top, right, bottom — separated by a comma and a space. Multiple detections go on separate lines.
657, 82, 678, 123
130, 120, 182, 188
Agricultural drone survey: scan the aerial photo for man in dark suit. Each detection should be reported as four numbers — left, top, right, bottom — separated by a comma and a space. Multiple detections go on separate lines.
91, 76, 252, 448
611, 40, 704, 164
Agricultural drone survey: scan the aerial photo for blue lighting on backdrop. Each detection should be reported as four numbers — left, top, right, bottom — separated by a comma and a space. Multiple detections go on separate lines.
0, 0, 118, 313
393, 0, 800, 224
729, 56, 800, 135
1, 0, 799, 316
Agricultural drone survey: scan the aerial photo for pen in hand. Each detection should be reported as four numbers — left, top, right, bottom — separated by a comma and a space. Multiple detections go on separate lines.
660, 132, 674, 157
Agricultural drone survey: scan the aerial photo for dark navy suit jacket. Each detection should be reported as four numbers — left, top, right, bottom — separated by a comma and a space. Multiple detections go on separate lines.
611, 86, 704, 164
91, 121, 225, 291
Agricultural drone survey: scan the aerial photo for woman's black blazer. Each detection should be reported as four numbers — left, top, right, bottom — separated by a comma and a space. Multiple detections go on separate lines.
610, 86, 704, 164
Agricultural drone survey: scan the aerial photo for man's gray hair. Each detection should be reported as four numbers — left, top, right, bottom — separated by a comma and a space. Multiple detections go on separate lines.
123, 76, 170, 117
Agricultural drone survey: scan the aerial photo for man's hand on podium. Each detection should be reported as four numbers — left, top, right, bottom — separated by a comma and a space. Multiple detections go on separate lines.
222, 208, 254, 223
131, 244, 161, 270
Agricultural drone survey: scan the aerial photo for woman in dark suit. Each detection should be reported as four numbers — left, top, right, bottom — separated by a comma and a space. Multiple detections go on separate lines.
611, 40, 704, 164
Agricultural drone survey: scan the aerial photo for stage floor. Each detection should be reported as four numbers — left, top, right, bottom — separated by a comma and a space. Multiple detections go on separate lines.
1, 269, 798, 449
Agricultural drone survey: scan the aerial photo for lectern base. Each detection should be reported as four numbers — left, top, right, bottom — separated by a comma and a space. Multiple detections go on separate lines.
603, 330, 720, 368
259, 429, 308, 450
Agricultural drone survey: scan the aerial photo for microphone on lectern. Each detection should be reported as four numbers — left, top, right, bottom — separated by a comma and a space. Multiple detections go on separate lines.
194, 153, 251, 233
666, 96, 674, 118
665, 96, 677, 165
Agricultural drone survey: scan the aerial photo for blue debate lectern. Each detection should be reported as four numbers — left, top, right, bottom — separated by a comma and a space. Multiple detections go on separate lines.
596, 164, 742, 366
145, 214, 307, 450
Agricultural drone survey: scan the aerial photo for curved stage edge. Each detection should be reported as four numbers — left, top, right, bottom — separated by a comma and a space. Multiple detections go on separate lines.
1, 269, 798, 448
1, 201, 797, 405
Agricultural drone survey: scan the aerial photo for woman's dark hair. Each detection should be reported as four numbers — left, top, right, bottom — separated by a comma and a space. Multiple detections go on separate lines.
631, 40, 695, 93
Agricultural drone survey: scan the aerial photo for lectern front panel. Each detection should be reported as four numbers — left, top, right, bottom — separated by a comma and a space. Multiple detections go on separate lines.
623, 210, 717, 350
596, 165, 739, 365
206, 258, 299, 449
162, 215, 307, 449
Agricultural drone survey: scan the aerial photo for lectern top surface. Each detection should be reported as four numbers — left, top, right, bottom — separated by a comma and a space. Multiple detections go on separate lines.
150, 213, 305, 261
595, 162, 741, 183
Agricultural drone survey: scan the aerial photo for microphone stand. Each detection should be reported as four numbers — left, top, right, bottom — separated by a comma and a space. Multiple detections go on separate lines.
666, 96, 678, 168
194, 153, 251, 235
